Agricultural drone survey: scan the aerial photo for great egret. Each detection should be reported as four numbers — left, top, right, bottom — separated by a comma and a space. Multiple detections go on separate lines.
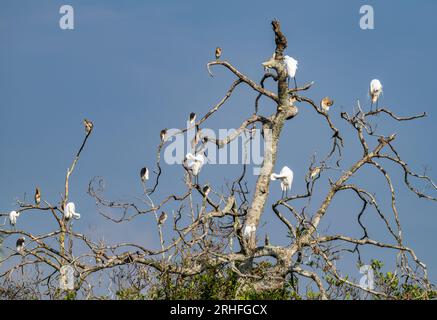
158, 211, 167, 225
83, 119, 94, 135
320, 97, 334, 113
160, 129, 167, 142
34, 187, 41, 207
16, 237, 25, 254
243, 224, 256, 238
64, 202, 81, 220
9, 211, 20, 226
140, 167, 149, 183
189, 112, 196, 125
271, 166, 294, 198
215, 47, 222, 60
370, 79, 383, 111
186, 153, 205, 184
284, 55, 298, 89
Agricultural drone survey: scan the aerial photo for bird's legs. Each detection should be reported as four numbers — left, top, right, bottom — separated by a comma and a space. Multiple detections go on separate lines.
293, 77, 298, 90
370, 101, 374, 112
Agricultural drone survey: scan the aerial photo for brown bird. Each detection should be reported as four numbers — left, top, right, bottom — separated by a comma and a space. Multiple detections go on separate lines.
140, 167, 149, 183
215, 47, 222, 60
310, 166, 322, 180
160, 129, 167, 142
34, 187, 41, 206
189, 112, 196, 125
265, 234, 270, 246
320, 97, 334, 112
158, 211, 168, 225
83, 118, 93, 134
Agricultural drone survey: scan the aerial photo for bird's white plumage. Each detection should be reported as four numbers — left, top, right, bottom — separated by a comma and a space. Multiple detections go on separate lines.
370, 79, 383, 103
9, 210, 19, 226
64, 202, 81, 220
271, 166, 294, 192
243, 224, 256, 238
284, 55, 298, 79
186, 153, 205, 176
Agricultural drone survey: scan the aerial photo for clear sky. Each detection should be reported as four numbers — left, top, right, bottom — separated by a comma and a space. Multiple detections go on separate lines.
1, 0, 436, 285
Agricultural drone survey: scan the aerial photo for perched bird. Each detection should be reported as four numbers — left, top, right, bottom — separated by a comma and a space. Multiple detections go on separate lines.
64, 202, 81, 220
16, 237, 25, 254
215, 47, 222, 60
320, 97, 334, 113
185, 153, 205, 184
189, 112, 196, 125
9, 210, 20, 226
158, 211, 168, 225
243, 224, 256, 238
271, 166, 294, 198
310, 166, 322, 180
140, 167, 149, 183
34, 187, 41, 207
83, 118, 94, 135
160, 129, 167, 142
265, 234, 270, 246
283, 55, 298, 88
202, 185, 210, 198
369, 79, 383, 111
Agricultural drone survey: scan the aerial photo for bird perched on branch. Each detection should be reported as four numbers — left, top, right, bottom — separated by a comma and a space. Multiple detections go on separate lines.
215, 47, 222, 60
310, 166, 322, 180
16, 237, 25, 254
202, 185, 210, 198
9, 210, 20, 226
265, 234, 270, 246
189, 112, 196, 125
283, 55, 298, 88
34, 187, 41, 207
271, 166, 294, 198
160, 129, 167, 142
320, 97, 334, 113
83, 119, 93, 135
140, 167, 149, 183
64, 202, 81, 220
369, 79, 383, 111
158, 211, 167, 225
185, 153, 205, 184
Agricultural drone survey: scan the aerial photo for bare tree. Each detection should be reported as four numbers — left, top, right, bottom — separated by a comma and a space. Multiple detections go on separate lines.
1, 20, 436, 300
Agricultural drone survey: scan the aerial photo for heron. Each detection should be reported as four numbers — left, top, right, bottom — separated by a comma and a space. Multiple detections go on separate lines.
320, 97, 334, 113
9, 210, 20, 226
64, 202, 81, 220
215, 47, 222, 60
271, 166, 294, 198
370, 79, 383, 111
34, 187, 41, 207
140, 167, 149, 183
158, 211, 167, 225
284, 55, 298, 89
83, 118, 94, 135
16, 237, 25, 254
185, 153, 205, 185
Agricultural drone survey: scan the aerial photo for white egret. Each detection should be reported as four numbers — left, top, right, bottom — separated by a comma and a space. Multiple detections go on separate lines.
83, 118, 94, 135
271, 166, 294, 198
64, 202, 81, 220
243, 224, 256, 238
140, 167, 149, 183
320, 97, 334, 113
215, 47, 222, 60
185, 152, 205, 184
16, 237, 25, 254
35, 187, 41, 207
158, 211, 167, 225
284, 55, 298, 88
370, 79, 383, 111
9, 210, 20, 226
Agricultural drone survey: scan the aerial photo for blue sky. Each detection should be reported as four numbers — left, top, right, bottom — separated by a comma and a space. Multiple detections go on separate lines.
1, 0, 437, 285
